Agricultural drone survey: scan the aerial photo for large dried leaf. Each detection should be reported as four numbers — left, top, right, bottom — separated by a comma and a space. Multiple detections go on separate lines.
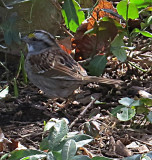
72, 0, 120, 61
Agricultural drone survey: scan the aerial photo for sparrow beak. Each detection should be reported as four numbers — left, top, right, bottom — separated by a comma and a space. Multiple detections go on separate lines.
21, 36, 29, 43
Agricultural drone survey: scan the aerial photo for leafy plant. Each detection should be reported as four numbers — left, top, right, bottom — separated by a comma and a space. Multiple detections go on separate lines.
111, 97, 152, 123
4, 118, 93, 160
69, 0, 152, 76
61, 0, 85, 32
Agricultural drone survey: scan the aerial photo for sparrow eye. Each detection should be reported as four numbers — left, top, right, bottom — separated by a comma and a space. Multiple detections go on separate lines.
32, 37, 37, 41
59, 58, 65, 64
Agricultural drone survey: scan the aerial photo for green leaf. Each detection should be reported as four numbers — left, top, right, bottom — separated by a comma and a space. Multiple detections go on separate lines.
1, 13, 21, 45
117, 107, 136, 121
110, 33, 127, 62
92, 156, 113, 160
111, 105, 126, 117
130, 0, 152, 8
119, 97, 134, 107
44, 118, 68, 132
61, 0, 85, 32
72, 155, 91, 160
86, 55, 107, 76
133, 28, 152, 37
76, 138, 93, 148
52, 151, 62, 160
61, 139, 77, 160
0, 86, 9, 99
130, 99, 143, 107
117, 1, 139, 20
21, 154, 47, 160
136, 105, 149, 114
40, 119, 68, 151
53, 134, 92, 151
141, 98, 152, 106
8, 150, 46, 160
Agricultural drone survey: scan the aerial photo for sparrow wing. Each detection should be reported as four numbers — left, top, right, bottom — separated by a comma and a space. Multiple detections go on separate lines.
28, 48, 87, 81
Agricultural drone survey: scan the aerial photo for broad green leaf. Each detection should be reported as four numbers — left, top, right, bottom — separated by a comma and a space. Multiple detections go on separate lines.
8, 150, 46, 160
52, 151, 62, 160
133, 28, 152, 37
21, 154, 46, 160
86, 55, 107, 76
122, 154, 141, 160
61, 139, 77, 160
117, 1, 139, 20
40, 119, 68, 151
0, 86, 9, 99
130, 0, 152, 8
53, 134, 92, 151
141, 98, 152, 106
92, 156, 113, 160
119, 97, 134, 107
135, 105, 149, 114
72, 155, 91, 160
44, 118, 69, 132
1, 13, 21, 45
110, 33, 127, 62
61, 0, 85, 32
111, 105, 126, 117
130, 100, 143, 107
76, 139, 93, 148
117, 107, 135, 121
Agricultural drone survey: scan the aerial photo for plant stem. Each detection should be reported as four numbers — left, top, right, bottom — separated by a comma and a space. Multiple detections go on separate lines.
126, 0, 131, 46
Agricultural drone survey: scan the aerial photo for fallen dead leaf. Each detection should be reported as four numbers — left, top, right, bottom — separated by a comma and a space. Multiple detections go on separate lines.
115, 140, 133, 157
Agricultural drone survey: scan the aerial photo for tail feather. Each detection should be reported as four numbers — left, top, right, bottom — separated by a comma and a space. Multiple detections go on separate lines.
83, 76, 123, 85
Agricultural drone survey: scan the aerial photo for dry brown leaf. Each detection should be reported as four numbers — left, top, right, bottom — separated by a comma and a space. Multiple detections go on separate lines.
72, 0, 119, 61
138, 145, 149, 153
115, 140, 133, 157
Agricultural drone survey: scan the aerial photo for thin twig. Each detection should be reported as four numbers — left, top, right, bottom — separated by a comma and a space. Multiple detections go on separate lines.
69, 99, 96, 129
130, 136, 152, 147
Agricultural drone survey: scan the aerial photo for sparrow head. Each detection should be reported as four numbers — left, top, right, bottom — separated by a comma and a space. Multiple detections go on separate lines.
22, 30, 57, 54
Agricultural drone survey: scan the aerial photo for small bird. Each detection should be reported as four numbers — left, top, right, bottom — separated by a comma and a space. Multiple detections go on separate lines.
23, 30, 122, 99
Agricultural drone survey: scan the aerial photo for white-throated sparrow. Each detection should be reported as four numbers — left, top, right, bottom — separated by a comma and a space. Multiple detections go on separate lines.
23, 30, 123, 99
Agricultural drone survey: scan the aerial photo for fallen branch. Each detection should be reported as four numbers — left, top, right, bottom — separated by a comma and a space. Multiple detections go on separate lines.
69, 98, 96, 129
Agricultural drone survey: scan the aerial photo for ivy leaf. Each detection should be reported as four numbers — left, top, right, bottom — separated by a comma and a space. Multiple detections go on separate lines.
62, 0, 85, 32
117, 107, 136, 121
117, 1, 139, 20
133, 28, 152, 38
1, 13, 21, 45
86, 55, 107, 76
110, 33, 127, 62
